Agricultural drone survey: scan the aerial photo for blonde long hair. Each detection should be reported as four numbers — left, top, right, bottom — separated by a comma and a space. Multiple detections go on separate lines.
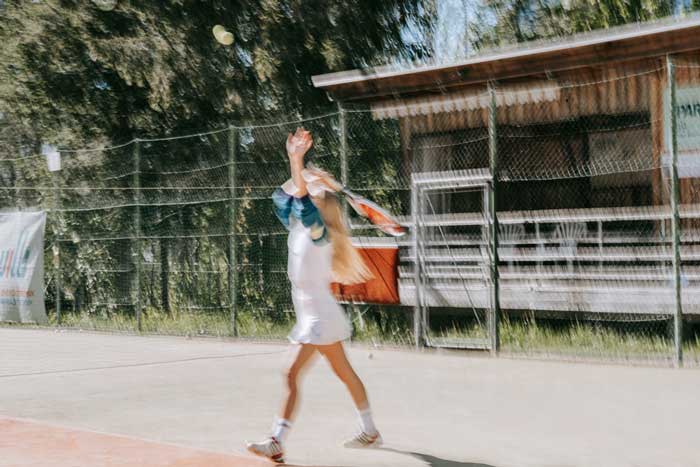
312, 193, 373, 285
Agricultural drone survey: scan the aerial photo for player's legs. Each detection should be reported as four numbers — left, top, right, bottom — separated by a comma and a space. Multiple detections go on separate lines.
281, 343, 317, 420
317, 342, 369, 409
247, 344, 317, 462
317, 342, 382, 447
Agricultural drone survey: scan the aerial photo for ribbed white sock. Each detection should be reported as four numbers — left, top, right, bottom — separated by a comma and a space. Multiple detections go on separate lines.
272, 418, 292, 443
357, 408, 377, 435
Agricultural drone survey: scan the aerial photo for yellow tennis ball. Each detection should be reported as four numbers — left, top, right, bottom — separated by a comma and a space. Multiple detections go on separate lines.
213, 25, 234, 46
92, 0, 117, 10
220, 31, 234, 45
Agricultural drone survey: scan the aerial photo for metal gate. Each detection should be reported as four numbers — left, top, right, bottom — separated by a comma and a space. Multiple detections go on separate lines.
411, 168, 495, 350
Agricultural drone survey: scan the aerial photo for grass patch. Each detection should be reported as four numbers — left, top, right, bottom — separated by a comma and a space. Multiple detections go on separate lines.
429, 316, 700, 363
56, 308, 294, 340
352, 318, 415, 347
499, 318, 674, 359
37, 307, 700, 365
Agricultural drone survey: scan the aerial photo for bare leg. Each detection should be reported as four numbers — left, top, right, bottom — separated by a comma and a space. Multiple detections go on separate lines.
317, 342, 369, 410
318, 342, 381, 445
247, 345, 316, 462
281, 343, 317, 420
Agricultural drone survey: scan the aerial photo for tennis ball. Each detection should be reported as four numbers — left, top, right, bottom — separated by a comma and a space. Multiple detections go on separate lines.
92, 0, 117, 11
213, 25, 234, 46
220, 32, 234, 45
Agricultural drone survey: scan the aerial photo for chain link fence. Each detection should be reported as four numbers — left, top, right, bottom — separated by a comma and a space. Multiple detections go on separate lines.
1, 59, 700, 366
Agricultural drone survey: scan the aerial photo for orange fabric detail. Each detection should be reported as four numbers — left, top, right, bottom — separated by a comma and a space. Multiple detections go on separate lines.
331, 247, 399, 304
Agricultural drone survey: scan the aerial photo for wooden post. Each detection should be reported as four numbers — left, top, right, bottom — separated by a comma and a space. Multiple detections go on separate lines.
650, 67, 666, 207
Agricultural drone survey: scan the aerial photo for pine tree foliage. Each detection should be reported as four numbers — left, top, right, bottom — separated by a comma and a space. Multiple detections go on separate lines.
0, 0, 433, 144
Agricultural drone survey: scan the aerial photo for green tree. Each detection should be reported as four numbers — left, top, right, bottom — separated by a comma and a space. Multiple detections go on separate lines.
1, 0, 433, 144
472, 0, 679, 49
0, 0, 435, 324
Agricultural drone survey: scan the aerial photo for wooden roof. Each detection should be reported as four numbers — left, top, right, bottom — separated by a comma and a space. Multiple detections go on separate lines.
312, 15, 700, 102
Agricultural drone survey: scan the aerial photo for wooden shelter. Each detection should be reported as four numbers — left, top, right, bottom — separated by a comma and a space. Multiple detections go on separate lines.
313, 16, 700, 208
312, 17, 700, 332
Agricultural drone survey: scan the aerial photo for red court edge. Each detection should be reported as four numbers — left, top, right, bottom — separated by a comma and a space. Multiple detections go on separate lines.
0, 416, 270, 467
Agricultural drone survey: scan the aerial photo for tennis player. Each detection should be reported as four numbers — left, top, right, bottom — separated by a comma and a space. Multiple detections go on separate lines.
246, 128, 382, 464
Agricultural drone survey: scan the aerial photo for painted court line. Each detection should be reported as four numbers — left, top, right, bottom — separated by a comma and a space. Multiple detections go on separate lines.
0, 416, 270, 467
0, 349, 286, 379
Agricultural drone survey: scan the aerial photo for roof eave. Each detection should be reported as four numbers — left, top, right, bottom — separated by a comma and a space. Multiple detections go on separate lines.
312, 16, 700, 102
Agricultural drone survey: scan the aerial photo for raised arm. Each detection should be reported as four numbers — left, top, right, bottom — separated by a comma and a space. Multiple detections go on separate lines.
286, 128, 313, 197
271, 128, 327, 243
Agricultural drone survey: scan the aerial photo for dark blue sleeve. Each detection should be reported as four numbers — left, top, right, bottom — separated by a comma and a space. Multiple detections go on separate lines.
272, 188, 327, 243
292, 195, 327, 244
272, 187, 293, 229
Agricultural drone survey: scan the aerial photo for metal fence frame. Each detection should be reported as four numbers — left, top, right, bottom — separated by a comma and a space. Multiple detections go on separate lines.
410, 169, 494, 351
7, 57, 693, 367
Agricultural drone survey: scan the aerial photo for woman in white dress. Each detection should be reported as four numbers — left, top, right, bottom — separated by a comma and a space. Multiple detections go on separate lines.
246, 128, 382, 464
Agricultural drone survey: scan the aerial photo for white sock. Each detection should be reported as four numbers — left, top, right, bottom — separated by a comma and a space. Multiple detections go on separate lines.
272, 418, 292, 443
357, 407, 377, 435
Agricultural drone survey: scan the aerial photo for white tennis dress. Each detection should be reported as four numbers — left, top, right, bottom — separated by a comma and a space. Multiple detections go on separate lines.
273, 180, 352, 345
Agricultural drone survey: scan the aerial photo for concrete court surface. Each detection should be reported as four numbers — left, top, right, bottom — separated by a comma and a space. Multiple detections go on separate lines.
0, 328, 698, 467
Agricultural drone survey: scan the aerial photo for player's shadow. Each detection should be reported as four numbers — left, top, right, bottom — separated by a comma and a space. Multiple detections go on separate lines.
283, 447, 499, 467
380, 447, 499, 467
285, 447, 495, 467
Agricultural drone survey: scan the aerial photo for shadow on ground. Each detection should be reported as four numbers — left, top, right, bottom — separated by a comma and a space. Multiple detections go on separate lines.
382, 447, 499, 467
285, 446, 498, 467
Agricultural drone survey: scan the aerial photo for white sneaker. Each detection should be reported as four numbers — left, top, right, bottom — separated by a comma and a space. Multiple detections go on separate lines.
343, 431, 383, 448
246, 436, 285, 464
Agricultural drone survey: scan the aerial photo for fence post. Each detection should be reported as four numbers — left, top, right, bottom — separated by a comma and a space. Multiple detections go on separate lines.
337, 102, 361, 332
411, 179, 423, 348
667, 55, 683, 367
338, 103, 349, 217
133, 140, 142, 332
227, 126, 238, 337
53, 154, 62, 325
487, 83, 500, 355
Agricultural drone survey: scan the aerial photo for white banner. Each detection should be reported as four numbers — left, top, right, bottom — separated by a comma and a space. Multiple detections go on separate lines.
0, 211, 47, 324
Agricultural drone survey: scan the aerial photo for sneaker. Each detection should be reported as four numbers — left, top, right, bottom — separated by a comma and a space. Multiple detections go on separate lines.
246, 436, 285, 464
342, 431, 383, 449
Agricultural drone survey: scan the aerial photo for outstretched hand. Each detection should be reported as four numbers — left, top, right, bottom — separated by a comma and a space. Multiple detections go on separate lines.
286, 128, 313, 163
